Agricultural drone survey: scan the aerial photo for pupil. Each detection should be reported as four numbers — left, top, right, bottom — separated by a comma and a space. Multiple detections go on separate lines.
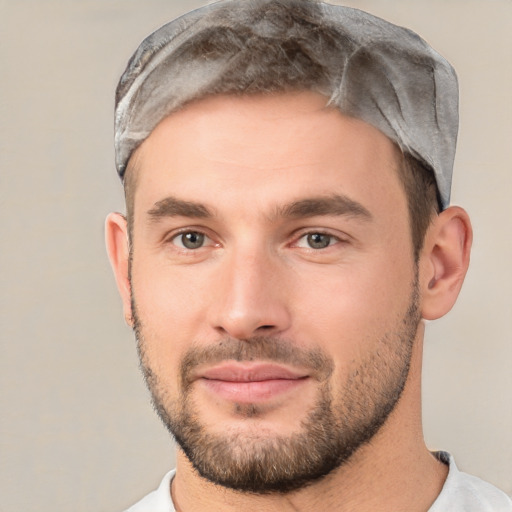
308, 233, 330, 249
183, 232, 204, 249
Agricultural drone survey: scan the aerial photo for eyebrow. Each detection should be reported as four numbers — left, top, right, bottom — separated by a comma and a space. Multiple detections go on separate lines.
277, 194, 372, 221
146, 193, 372, 222
147, 197, 213, 220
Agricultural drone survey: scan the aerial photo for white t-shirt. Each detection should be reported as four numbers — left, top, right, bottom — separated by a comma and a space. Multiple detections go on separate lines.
124, 452, 512, 511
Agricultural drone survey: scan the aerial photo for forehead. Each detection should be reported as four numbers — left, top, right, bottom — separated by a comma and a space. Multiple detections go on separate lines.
127, 91, 406, 219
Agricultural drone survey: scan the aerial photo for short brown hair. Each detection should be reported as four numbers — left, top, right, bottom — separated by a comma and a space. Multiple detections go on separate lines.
396, 153, 440, 259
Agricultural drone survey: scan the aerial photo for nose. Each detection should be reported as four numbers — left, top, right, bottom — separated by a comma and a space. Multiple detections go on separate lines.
208, 247, 292, 340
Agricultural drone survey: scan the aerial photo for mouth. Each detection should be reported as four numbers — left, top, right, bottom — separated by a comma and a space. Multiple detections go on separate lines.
195, 362, 310, 403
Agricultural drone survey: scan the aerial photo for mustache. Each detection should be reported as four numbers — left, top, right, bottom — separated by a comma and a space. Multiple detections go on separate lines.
179, 336, 334, 388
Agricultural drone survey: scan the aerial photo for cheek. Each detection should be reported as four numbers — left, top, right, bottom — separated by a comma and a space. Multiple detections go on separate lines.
292, 253, 415, 357
131, 259, 213, 375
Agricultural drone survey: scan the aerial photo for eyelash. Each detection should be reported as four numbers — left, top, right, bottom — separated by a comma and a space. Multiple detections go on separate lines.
166, 228, 345, 252
167, 229, 216, 250
293, 231, 342, 250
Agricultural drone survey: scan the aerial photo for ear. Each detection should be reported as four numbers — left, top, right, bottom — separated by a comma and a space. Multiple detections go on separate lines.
420, 206, 473, 320
105, 212, 133, 327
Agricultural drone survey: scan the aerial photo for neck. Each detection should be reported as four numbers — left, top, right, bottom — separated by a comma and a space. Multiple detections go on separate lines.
171, 324, 448, 512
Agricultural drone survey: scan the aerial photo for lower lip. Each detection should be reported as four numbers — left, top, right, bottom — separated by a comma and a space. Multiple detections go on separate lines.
200, 378, 307, 403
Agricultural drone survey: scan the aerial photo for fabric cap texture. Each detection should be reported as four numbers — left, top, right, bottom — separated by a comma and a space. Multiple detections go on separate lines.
115, 0, 459, 208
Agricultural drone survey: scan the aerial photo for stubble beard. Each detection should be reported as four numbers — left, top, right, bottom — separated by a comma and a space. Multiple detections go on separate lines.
132, 275, 420, 495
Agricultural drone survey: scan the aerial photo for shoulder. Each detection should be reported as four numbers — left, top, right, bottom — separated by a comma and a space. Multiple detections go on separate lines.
430, 452, 512, 512
123, 470, 176, 512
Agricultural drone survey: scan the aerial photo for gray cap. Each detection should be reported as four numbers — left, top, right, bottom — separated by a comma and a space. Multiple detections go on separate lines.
115, 0, 458, 208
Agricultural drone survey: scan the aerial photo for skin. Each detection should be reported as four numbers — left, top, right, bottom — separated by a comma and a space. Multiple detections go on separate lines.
106, 91, 472, 511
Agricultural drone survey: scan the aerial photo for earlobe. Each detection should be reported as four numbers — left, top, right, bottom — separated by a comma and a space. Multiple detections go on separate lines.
105, 212, 133, 327
420, 206, 473, 320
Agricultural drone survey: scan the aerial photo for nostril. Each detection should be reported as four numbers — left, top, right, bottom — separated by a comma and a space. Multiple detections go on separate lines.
258, 325, 274, 331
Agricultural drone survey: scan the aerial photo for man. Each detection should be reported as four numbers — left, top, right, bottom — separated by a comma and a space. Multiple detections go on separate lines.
106, 1, 512, 510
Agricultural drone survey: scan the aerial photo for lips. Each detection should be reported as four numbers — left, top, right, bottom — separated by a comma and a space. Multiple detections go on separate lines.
196, 363, 309, 403
200, 363, 307, 382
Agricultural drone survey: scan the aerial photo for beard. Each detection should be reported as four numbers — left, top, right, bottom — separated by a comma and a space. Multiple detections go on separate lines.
132, 275, 420, 495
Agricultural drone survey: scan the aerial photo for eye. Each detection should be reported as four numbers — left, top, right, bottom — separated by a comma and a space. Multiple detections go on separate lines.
172, 231, 209, 250
296, 232, 338, 249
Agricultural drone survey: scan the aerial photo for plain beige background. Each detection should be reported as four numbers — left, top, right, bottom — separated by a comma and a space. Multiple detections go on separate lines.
1, 1, 511, 511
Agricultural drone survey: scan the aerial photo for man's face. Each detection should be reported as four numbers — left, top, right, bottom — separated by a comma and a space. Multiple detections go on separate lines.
127, 92, 421, 493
